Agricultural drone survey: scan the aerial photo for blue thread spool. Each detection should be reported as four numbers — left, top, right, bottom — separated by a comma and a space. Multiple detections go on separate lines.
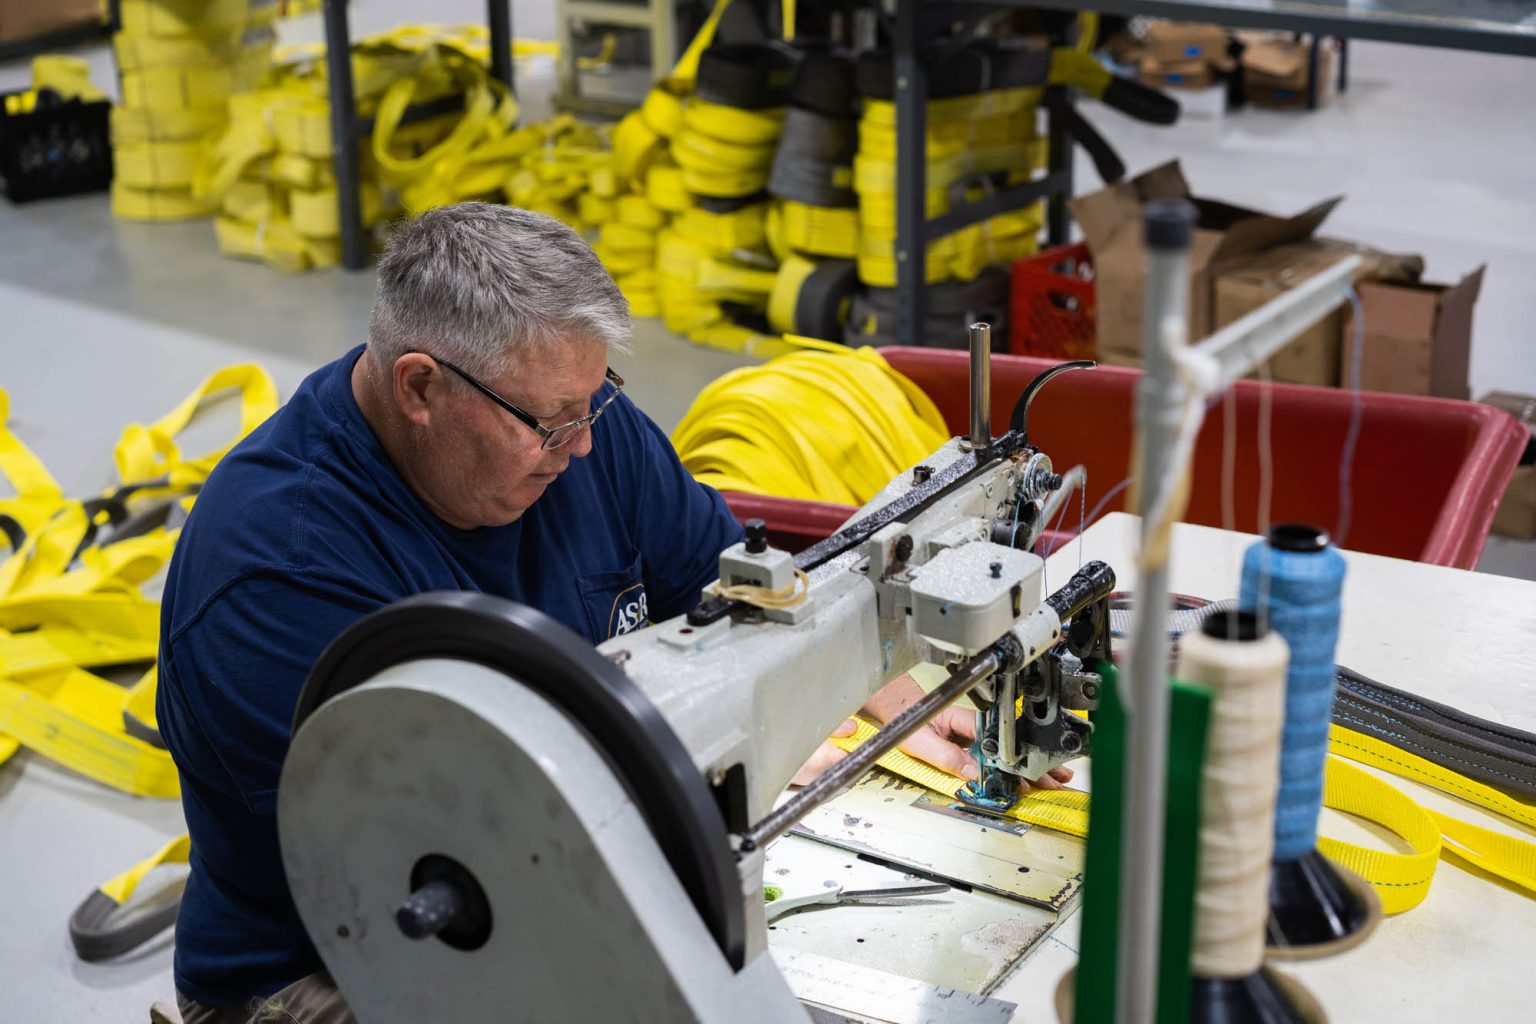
1241, 524, 1377, 953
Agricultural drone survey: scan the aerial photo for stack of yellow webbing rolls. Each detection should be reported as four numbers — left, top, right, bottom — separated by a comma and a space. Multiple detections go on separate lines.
110, 0, 275, 222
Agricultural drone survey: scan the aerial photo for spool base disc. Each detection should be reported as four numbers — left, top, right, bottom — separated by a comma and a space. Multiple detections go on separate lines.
1265, 850, 1382, 960
1053, 964, 1327, 1023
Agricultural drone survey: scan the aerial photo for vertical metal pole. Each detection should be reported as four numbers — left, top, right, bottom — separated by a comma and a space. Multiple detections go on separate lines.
893, 0, 927, 346
1045, 85, 1074, 246
322, 0, 366, 270
968, 323, 992, 448
1306, 35, 1320, 109
1337, 37, 1349, 94
487, 0, 515, 93
651, 0, 677, 85
1115, 199, 1196, 1024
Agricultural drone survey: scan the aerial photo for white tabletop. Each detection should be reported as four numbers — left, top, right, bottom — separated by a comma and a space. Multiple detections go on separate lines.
991, 512, 1536, 1023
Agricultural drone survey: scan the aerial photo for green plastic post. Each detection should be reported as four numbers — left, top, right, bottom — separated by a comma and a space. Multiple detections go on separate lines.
1071, 660, 1210, 1023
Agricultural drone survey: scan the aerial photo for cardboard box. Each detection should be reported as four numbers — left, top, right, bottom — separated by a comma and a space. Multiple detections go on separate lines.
1214, 239, 1423, 387
1140, 55, 1216, 91
1481, 392, 1536, 539
1145, 22, 1233, 69
1241, 35, 1337, 109
0, 0, 100, 44
1342, 268, 1485, 399
1068, 161, 1341, 364
1494, 467, 1536, 540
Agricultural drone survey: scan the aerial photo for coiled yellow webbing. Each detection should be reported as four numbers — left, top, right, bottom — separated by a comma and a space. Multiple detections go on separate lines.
671, 348, 947, 506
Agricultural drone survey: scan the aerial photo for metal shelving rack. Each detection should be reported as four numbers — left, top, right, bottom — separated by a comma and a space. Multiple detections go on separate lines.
321, 0, 515, 270
555, 0, 681, 117
889, 0, 1536, 348
1028, 0, 1536, 57
891, 0, 1082, 348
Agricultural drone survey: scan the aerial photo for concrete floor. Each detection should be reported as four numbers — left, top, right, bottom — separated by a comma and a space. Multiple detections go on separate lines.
1, 10, 1535, 1021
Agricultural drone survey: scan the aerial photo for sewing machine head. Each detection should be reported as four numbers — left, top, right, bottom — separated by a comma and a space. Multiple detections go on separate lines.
276, 328, 1116, 1022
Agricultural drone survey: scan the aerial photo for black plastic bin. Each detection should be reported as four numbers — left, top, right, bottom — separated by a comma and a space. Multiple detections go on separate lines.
0, 88, 112, 203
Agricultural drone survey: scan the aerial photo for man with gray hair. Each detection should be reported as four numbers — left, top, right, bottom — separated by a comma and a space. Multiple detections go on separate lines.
155, 203, 1025, 1022
155, 203, 752, 1022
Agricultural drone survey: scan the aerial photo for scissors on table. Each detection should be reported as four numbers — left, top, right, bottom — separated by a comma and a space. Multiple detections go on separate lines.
765, 882, 952, 922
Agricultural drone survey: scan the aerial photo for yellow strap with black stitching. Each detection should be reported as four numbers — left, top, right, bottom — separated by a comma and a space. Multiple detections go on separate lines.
827, 712, 1536, 914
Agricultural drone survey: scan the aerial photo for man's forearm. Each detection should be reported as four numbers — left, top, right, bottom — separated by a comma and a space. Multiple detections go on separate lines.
860, 673, 924, 723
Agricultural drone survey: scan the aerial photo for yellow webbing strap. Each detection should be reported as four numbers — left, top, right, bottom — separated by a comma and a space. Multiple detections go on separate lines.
807, 717, 1536, 913
831, 717, 1091, 837
31, 56, 107, 102
100, 833, 190, 905
0, 366, 278, 795
69, 831, 191, 962
0, 390, 66, 543
0, 668, 181, 797
111, 182, 215, 222
1325, 725, 1536, 908
114, 364, 279, 491
1317, 757, 1442, 913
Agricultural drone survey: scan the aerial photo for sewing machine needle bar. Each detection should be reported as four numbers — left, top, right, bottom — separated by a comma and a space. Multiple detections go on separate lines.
738, 649, 1004, 853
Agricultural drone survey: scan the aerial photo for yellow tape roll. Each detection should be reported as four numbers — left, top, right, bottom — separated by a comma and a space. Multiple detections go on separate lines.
682, 100, 784, 146
682, 164, 770, 199
613, 109, 665, 186
646, 163, 692, 212
214, 216, 340, 272
779, 201, 858, 259
119, 45, 271, 111
110, 104, 226, 145
114, 141, 204, 189
640, 84, 686, 138
672, 129, 777, 174
289, 182, 383, 239
117, 0, 261, 39
615, 194, 665, 229
112, 26, 272, 71
672, 204, 767, 253
221, 179, 276, 222
766, 254, 817, 334
111, 182, 217, 221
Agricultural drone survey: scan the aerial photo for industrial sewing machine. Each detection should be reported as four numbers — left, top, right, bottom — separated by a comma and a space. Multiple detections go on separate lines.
276, 326, 1116, 1022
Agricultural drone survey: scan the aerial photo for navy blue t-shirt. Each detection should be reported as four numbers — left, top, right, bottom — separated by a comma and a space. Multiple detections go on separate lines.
156, 345, 742, 1004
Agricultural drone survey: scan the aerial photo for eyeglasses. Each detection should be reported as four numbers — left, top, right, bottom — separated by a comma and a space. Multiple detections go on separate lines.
429, 355, 626, 451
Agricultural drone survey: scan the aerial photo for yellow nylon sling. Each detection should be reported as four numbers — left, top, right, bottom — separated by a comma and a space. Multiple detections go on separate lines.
0, 367, 278, 795
0, 390, 66, 544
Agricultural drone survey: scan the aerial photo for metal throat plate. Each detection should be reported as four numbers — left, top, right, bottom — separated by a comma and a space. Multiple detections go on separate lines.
790, 768, 1085, 911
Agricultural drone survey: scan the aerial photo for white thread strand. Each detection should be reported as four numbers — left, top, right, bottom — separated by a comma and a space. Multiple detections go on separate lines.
1221, 389, 1237, 534
1337, 288, 1366, 547
1178, 625, 1290, 978
1256, 361, 1275, 615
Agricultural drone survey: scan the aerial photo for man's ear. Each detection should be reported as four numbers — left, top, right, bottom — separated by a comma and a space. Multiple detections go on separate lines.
392, 353, 439, 427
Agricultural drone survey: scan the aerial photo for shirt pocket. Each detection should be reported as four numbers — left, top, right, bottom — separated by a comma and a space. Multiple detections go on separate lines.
576, 554, 649, 641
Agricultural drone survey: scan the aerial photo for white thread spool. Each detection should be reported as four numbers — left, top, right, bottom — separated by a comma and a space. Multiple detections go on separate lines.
1179, 611, 1289, 979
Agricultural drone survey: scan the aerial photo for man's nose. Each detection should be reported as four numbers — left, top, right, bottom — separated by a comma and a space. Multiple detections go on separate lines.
565, 423, 596, 459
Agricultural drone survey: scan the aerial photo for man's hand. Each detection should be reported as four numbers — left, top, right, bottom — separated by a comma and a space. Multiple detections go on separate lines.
791, 719, 857, 786
789, 676, 1077, 793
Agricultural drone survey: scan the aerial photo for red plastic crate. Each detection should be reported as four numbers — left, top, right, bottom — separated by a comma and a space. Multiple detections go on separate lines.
1009, 242, 1097, 361
724, 349, 1525, 569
